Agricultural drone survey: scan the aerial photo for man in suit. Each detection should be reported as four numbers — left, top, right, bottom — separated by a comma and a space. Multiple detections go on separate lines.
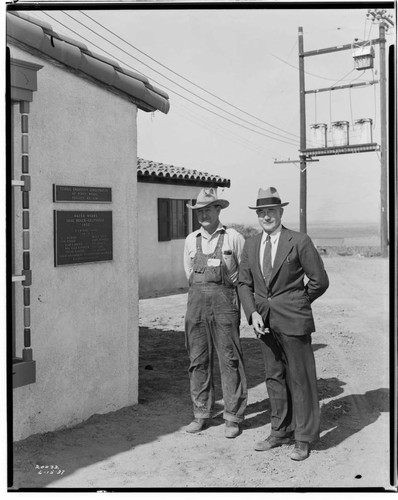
238, 187, 329, 461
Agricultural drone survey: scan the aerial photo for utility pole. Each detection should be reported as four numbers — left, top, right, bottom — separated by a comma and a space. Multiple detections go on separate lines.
298, 26, 307, 234
295, 11, 393, 254
368, 9, 392, 256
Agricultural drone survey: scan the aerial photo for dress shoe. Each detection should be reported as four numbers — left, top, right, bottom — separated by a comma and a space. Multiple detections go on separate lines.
254, 435, 292, 451
185, 418, 208, 434
290, 441, 310, 461
225, 421, 240, 439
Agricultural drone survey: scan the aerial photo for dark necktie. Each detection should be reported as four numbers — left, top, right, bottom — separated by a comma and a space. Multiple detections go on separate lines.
263, 235, 272, 287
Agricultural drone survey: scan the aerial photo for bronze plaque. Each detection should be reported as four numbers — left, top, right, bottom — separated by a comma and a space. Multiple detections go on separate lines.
54, 211, 113, 266
53, 185, 112, 203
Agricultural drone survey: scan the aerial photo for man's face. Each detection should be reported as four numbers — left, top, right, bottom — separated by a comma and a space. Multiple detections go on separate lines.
197, 204, 221, 231
256, 207, 283, 234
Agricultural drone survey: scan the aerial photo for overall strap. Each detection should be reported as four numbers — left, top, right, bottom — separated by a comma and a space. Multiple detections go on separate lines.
214, 230, 226, 256
195, 232, 203, 254
192, 232, 207, 271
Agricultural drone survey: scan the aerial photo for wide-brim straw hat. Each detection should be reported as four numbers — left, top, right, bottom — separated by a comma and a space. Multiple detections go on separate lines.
186, 187, 229, 210
248, 187, 289, 209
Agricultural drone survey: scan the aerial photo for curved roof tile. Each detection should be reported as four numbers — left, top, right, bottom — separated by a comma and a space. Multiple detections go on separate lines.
137, 158, 230, 187
7, 11, 170, 114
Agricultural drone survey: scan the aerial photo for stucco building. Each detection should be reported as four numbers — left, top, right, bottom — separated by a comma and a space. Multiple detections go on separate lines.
7, 10, 169, 440
137, 158, 230, 298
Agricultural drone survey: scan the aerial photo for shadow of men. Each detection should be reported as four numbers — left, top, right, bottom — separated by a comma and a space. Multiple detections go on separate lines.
237, 372, 389, 449
315, 380, 389, 451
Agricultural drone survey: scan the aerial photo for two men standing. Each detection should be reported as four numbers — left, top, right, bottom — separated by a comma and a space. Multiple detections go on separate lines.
184, 186, 329, 460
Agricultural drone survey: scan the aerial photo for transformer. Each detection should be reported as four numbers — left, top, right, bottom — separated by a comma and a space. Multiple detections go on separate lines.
353, 45, 375, 70
330, 121, 349, 146
309, 123, 328, 148
353, 118, 373, 144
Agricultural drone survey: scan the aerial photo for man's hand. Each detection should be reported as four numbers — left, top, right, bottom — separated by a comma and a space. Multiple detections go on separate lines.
251, 311, 265, 337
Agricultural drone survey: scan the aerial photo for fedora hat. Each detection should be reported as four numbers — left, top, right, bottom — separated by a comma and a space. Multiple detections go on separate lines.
187, 187, 229, 210
248, 187, 289, 209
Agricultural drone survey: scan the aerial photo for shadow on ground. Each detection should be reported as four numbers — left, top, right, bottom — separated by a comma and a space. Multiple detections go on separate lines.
315, 380, 389, 451
11, 328, 389, 489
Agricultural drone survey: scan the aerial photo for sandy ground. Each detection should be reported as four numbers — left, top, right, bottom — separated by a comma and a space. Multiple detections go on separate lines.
10, 256, 394, 491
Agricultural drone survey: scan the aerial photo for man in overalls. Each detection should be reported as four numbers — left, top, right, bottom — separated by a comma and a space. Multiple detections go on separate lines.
184, 187, 247, 438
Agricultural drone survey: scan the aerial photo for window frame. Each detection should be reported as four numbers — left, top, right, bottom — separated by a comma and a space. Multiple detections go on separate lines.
158, 197, 195, 241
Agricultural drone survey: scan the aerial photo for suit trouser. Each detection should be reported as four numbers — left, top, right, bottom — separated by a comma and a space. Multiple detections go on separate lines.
185, 283, 247, 423
259, 329, 320, 442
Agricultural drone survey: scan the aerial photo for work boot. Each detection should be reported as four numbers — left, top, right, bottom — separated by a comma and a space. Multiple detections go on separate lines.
290, 441, 310, 461
254, 435, 292, 451
224, 421, 240, 439
185, 418, 209, 434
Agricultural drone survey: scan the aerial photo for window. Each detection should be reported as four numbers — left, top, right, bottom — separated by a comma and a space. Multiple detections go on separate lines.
158, 198, 192, 241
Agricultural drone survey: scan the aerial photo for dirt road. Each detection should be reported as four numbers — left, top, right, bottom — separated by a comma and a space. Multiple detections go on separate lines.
11, 256, 393, 491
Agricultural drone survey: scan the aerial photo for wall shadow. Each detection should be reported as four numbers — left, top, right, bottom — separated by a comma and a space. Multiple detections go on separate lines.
11, 328, 389, 489
11, 328, 255, 488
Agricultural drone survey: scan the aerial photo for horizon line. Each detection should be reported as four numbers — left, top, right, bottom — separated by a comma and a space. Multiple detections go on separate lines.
225, 220, 380, 226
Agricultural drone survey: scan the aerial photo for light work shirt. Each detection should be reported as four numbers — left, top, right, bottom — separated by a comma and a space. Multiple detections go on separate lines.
184, 223, 245, 285
259, 225, 282, 274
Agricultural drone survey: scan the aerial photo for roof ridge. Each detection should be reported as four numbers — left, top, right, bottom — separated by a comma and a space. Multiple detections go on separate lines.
137, 158, 230, 187
7, 11, 170, 114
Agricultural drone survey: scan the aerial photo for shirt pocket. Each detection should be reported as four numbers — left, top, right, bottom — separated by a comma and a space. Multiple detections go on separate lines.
222, 251, 233, 271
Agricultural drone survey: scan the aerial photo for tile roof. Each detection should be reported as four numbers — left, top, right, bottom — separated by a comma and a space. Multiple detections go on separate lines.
137, 158, 231, 187
6, 10, 170, 114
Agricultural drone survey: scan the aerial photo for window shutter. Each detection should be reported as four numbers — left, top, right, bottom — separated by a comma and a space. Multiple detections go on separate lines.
177, 199, 187, 239
170, 199, 189, 239
183, 200, 189, 237
158, 198, 171, 241
170, 199, 178, 239
158, 198, 194, 241
192, 199, 201, 231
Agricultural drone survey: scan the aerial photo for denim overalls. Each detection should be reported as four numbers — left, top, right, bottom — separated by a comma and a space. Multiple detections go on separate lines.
185, 230, 247, 423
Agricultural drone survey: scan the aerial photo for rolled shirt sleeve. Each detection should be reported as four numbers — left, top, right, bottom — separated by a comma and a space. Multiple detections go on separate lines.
225, 229, 245, 284
184, 232, 196, 280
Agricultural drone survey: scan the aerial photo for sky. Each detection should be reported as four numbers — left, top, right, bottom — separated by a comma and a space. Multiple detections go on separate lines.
9, 2, 396, 227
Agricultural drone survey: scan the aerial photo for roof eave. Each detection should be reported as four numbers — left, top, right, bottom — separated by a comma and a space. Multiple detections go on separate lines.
6, 11, 170, 115
137, 174, 231, 188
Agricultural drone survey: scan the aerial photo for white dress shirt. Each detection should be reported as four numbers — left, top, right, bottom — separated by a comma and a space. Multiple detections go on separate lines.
184, 223, 245, 284
259, 225, 282, 275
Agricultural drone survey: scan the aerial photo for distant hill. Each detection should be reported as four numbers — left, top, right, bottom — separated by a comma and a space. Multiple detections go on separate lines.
228, 221, 380, 247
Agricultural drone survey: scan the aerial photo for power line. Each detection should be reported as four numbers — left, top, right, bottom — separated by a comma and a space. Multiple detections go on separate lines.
329, 68, 357, 88
171, 100, 274, 156
63, 10, 301, 145
268, 52, 368, 84
347, 69, 366, 124
42, 10, 301, 146
78, 10, 303, 142
41, 11, 301, 148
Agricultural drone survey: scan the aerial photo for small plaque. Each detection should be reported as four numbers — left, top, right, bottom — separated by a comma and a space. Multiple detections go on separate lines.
53, 185, 112, 203
54, 210, 113, 266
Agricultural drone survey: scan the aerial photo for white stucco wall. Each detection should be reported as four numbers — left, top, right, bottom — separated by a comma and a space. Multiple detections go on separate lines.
137, 183, 200, 298
11, 46, 139, 441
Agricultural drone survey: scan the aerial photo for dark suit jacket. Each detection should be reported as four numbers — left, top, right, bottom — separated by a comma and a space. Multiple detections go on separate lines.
238, 226, 329, 336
